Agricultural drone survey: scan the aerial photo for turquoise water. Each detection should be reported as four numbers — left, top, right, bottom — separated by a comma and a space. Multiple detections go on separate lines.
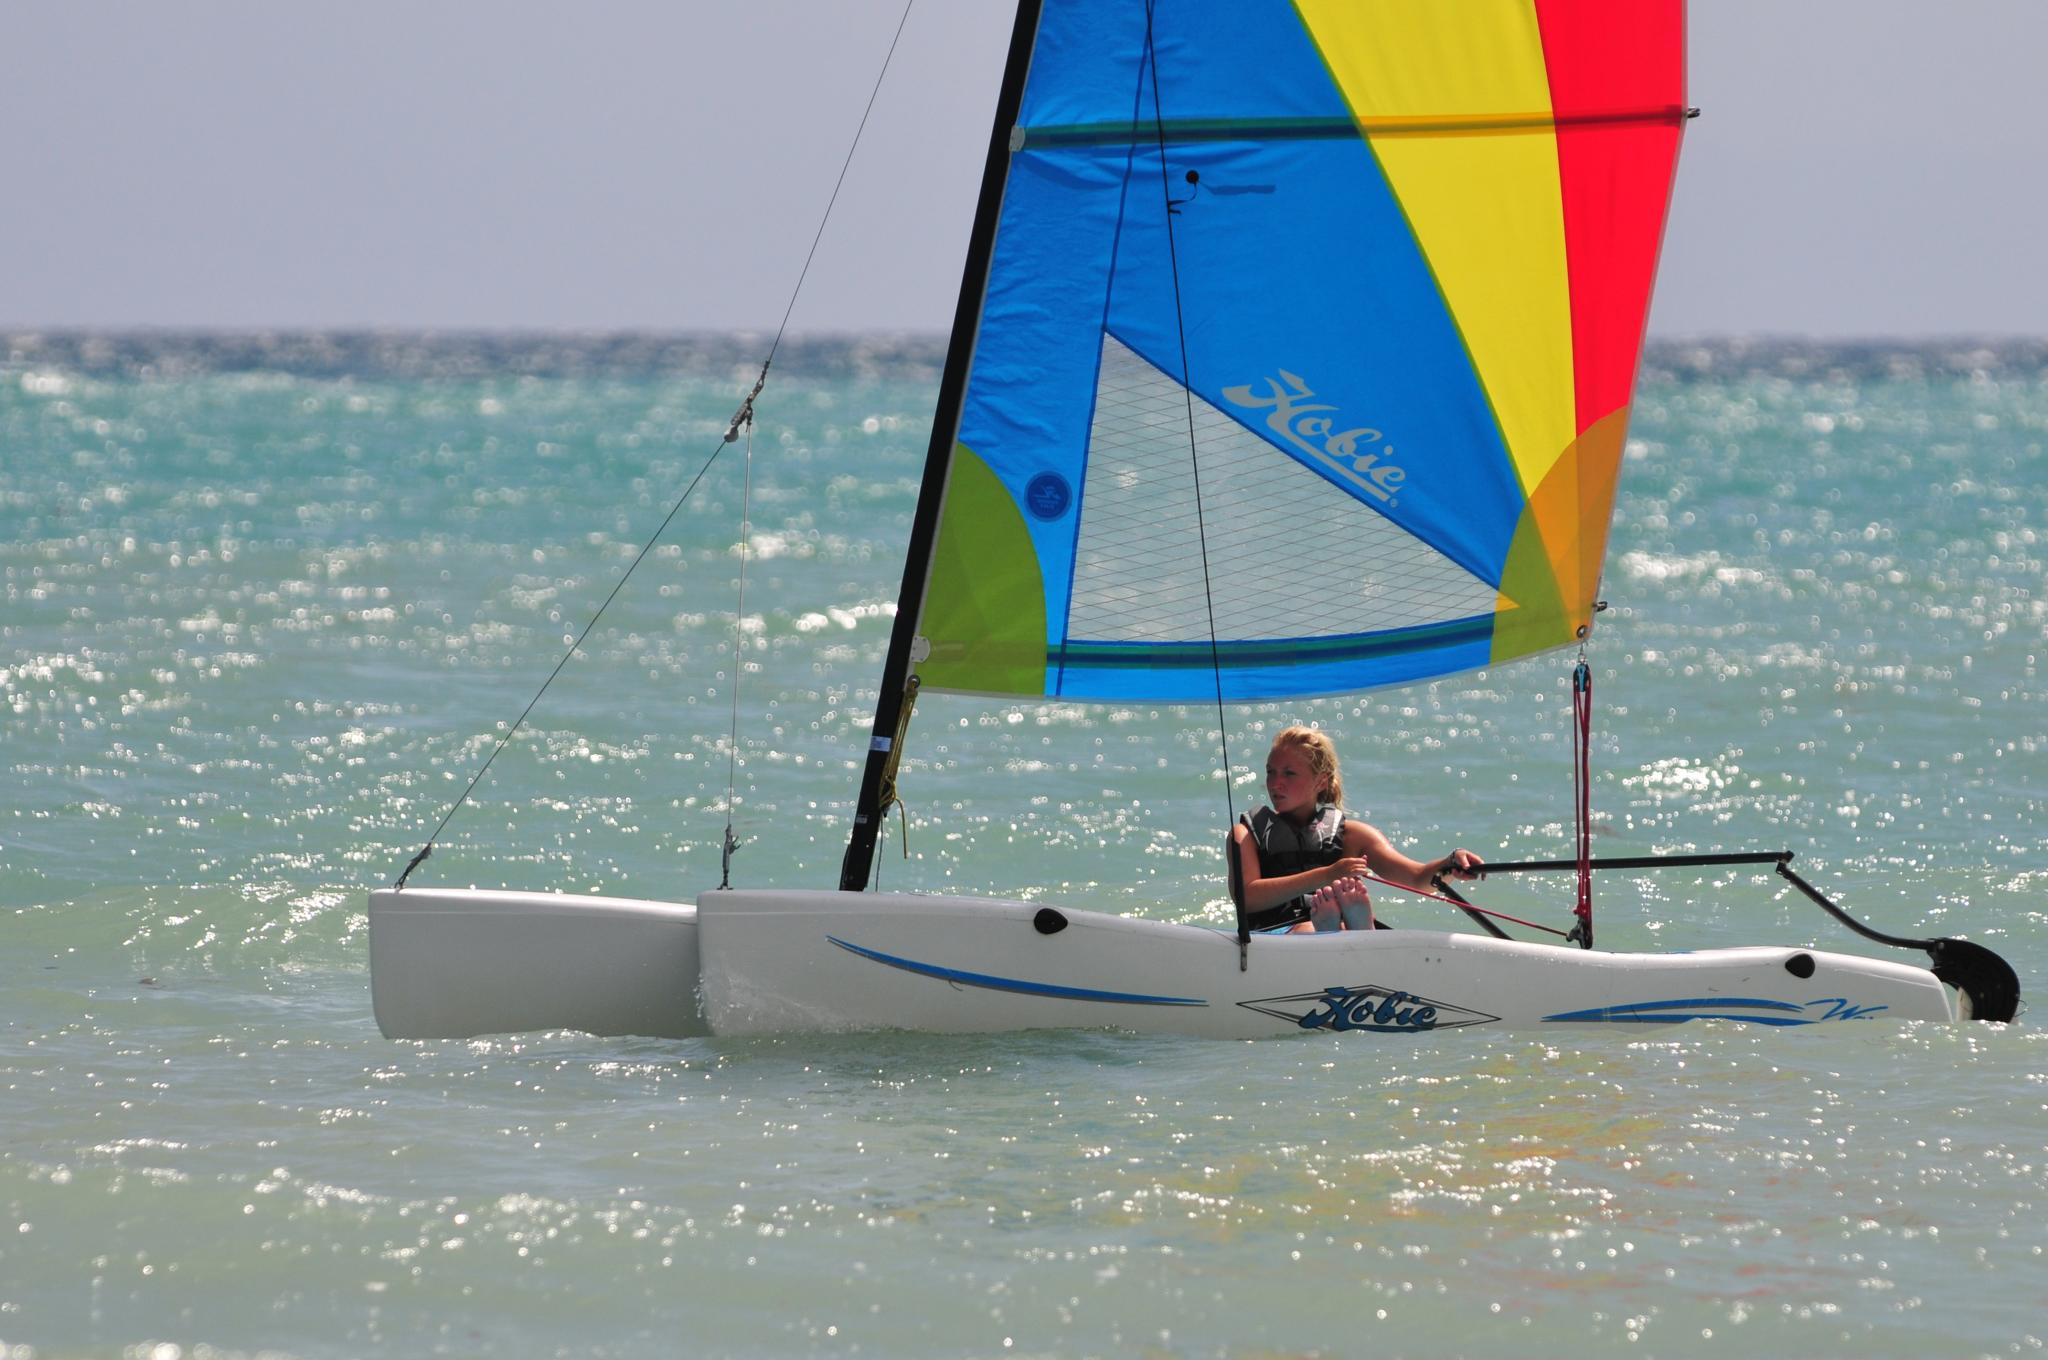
3, 333, 2043, 1358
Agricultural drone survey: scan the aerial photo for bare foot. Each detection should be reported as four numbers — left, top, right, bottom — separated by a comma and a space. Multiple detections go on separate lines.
1307, 885, 1341, 933
1335, 875, 1374, 931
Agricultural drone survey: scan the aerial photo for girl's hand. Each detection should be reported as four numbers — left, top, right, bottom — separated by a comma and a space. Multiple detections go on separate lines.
1441, 848, 1483, 880
1329, 855, 1373, 884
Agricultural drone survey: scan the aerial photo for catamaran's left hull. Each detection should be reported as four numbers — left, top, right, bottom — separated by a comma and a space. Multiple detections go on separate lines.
368, 888, 709, 1039
696, 889, 1957, 1037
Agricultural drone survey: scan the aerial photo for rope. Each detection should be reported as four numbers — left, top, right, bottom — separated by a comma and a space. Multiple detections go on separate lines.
1141, 0, 1241, 959
866, 675, 922, 890
1361, 873, 1571, 939
1569, 658, 1594, 946
392, 0, 921, 889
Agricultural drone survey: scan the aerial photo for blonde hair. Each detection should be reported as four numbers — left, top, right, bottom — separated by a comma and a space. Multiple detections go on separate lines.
1272, 725, 1343, 808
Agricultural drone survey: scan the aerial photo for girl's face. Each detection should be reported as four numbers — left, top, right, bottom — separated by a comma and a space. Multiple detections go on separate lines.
1265, 742, 1326, 820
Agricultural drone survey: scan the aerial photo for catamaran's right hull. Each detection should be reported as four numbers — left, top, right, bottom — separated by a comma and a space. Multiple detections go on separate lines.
697, 890, 1957, 1038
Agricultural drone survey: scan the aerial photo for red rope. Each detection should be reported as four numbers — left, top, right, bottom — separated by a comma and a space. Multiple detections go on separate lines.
1572, 660, 1594, 939
1356, 873, 1571, 938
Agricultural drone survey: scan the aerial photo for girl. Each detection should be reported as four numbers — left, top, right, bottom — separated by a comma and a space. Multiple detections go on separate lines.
1230, 725, 1482, 932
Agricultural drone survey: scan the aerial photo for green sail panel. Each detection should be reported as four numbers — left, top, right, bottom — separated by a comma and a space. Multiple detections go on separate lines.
915, 443, 1047, 697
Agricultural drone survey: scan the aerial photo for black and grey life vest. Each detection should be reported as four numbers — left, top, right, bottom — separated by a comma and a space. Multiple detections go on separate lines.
1234, 803, 1349, 931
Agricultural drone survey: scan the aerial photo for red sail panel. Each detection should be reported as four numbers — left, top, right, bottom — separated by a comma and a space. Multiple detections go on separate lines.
1536, 0, 1688, 437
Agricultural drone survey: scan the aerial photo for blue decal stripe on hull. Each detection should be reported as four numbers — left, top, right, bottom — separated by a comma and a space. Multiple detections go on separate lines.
826, 936, 1209, 1007
1547, 1012, 1818, 1026
1545, 996, 1817, 1023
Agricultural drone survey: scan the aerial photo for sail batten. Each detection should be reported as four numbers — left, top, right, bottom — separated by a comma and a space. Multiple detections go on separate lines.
1017, 105, 1691, 149
908, 0, 1687, 705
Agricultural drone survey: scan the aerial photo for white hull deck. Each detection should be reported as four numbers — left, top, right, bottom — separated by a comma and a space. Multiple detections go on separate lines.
694, 889, 1957, 1037
367, 885, 1962, 1041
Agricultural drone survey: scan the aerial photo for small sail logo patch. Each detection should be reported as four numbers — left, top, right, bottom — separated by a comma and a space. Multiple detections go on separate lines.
1239, 985, 1497, 1032
1024, 472, 1072, 520
1222, 370, 1405, 506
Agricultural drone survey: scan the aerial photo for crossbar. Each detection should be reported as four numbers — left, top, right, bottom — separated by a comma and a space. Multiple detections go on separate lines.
1475, 851, 1791, 876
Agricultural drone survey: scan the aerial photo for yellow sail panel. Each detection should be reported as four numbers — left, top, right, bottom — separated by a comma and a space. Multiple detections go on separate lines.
1295, 0, 1578, 501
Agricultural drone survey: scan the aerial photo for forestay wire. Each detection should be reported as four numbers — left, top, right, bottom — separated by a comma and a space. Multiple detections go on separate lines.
393, 0, 923, 890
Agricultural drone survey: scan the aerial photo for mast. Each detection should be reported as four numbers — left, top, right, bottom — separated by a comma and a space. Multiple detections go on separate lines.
840, 0, 1045, 891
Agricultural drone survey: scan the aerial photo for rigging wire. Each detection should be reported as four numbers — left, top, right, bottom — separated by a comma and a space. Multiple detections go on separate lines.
1140, 0, 1240, 907
392, 0, 922, 890
719, 411, 758, 889
391, 397, 754, 892
758, 0, 920, 369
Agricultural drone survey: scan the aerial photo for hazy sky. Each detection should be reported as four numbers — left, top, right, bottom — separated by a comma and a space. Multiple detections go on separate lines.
5, 1, 2041, 337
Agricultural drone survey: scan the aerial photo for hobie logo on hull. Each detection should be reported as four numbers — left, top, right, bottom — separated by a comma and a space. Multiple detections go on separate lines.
1222, 371, 1405, 506
1239, 985, 1497, 1033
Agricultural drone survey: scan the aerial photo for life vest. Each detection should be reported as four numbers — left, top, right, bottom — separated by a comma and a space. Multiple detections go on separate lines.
1235, 803, 1349, 931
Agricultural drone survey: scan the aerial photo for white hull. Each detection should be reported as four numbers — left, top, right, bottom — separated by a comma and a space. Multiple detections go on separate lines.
365, 884, 1961, 1041
696, 889, 1957, 1037
368, 888, 709, 1039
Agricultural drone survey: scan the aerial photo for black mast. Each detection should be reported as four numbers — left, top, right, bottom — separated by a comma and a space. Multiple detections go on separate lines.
840, 0, 1045, 891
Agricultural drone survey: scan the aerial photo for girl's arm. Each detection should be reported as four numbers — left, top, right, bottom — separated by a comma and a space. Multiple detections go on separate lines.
1230, 823, 1373, 913
1345, 821, 1483, 893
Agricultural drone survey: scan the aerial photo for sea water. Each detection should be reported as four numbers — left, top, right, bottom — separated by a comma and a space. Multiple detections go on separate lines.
2, 333, 2043, 1359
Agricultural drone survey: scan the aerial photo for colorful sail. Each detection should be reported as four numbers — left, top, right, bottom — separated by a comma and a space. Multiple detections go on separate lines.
907, 0, 1687, 703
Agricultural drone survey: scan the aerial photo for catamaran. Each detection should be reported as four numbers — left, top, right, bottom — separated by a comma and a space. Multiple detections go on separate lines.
369, 0, 2018, 1039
